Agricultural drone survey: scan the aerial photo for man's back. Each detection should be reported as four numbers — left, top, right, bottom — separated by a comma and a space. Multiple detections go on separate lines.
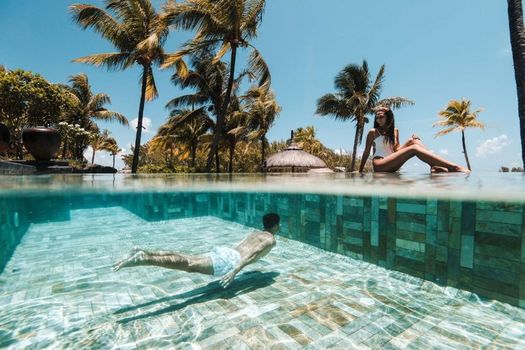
234, 231, 276, 264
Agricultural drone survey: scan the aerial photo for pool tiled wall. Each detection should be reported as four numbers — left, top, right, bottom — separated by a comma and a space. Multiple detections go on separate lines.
208, 193, 525, 309
0, 197, 31, 272
1, 191, 524, 308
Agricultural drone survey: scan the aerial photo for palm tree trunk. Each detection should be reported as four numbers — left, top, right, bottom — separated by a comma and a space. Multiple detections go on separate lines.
215, 147, 220, 173
131, 65, 150, 173
228, 141, 235, 174
205, 44, 238, 172
112, 154, 115, 169
261, 136, 266, 171
191, 144, 196, 171
461, 130, 471, 171
508, 0, 525, 167
91, 148, 96, 164
350, 125, 360, 172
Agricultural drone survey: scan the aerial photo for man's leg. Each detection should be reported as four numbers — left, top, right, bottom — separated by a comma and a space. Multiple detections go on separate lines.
113, 248, 214, 275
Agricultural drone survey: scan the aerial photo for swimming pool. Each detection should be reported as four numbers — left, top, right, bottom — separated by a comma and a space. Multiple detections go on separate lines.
1, 173, 525, 349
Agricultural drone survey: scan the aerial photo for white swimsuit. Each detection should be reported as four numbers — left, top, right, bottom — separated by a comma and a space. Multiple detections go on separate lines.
373, 135, 394, 158
207, 246, 241, 276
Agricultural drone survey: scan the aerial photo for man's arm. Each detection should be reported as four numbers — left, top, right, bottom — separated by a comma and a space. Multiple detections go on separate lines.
220, 238, 275, 288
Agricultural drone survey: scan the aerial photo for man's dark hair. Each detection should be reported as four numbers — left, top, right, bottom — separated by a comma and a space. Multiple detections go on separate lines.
0, 124, 9, 143
263, 213, 280, 229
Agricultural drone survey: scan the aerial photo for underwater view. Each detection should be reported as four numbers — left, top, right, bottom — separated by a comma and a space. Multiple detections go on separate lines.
1, 174, 525, 349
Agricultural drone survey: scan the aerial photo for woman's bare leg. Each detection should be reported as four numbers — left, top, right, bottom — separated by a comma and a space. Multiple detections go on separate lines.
373, 145, 469, 173
409, 139, 448, 173
113, 248, 213, 275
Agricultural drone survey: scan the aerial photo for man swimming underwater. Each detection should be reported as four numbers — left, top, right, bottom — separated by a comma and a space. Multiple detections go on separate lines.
113, 213, 280, 288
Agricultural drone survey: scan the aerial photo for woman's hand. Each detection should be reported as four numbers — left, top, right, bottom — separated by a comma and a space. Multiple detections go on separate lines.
411, 134, 420, 140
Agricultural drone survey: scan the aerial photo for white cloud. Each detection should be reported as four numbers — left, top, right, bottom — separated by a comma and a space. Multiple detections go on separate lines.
439, 149, 449, 155
131, 117, 153, 134
83, 147, 126, 170
334, 148, 350, 155
500, 45, 512, 56
476, 134, 509, 157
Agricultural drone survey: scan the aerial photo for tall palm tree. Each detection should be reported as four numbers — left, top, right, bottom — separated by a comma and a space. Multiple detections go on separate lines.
89, 129, 117, 164
64, 73, 127, 158
70, 0, 181, 173
167, 52, 250, 172
166, 53, 225, 172
161, 0, 270, 172
243, 85, 281, 170
434, 99, 485, 171
223, 94, 249, 173
316, 61, 414, 171
507, 0, 525, 167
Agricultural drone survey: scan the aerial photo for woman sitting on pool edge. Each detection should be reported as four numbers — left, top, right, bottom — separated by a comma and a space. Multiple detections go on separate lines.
358, 107, 469, 173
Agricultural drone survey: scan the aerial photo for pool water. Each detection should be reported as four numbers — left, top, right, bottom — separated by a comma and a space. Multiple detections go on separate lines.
1, 207, 524, 349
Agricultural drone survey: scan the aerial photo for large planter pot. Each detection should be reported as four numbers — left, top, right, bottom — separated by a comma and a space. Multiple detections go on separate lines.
22, 127, 61, 161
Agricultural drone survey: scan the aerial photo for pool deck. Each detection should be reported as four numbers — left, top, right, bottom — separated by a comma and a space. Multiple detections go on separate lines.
1, 208, 524, 349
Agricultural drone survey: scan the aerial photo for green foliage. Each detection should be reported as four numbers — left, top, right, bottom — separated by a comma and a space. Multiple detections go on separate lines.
0, 68, 77, 159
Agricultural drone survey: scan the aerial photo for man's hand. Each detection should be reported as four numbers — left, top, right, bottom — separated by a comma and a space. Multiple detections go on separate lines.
220, 269, 238, 288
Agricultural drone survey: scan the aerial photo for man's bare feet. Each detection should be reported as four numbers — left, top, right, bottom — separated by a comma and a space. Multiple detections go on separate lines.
113, 249, 146, 271
431, 166, 449, 173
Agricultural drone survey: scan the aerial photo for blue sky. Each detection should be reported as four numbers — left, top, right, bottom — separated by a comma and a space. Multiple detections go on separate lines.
0, 0, 522, 171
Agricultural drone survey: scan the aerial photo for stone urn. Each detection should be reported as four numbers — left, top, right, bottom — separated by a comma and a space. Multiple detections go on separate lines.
22, 127, 61, 161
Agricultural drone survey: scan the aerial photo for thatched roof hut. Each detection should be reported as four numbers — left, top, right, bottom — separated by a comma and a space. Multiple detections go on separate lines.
265, 141, 327, 172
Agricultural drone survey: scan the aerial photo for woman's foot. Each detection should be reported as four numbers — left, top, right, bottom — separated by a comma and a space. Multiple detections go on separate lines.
113, 249, 146, 271
431, 166, 449, 173
451, 165, 470, 173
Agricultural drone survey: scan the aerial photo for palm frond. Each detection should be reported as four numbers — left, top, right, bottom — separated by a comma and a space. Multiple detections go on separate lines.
248, 45, 271, 86
72, 52, 133, 71
165, 94, 208, 110
212, 41, 231, 63
434, 126, 457, 137
377, 97, 415, 110
70, 4, 128, 49
92, 110, 129, 126
144, 67, 158, 101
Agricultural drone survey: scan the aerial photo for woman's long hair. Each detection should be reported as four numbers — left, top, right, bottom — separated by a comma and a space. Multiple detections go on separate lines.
373, 108, 396, 146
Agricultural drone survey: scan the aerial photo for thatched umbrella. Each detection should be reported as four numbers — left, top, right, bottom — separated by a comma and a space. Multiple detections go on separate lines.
265, 141, 327, 172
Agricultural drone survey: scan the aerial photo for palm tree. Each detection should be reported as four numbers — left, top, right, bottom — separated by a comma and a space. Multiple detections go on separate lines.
316, 61, 414, 171
294, 126, 327, 158
71, 0, 180, 173
223, 94, 249, 173
161, 0, 270, 172
507, 0, 525, 167
434, 99, 485, 171
109, 143, 122, 169
89, 129, 117, 164
156, 109, 213, 171
167, 52, 250, 172
64, 73, 127, 158
243, 85, 281, 170
166, 53, 225, 172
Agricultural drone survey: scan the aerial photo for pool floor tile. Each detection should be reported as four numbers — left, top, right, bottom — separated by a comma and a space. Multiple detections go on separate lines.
1, 207, 525, 349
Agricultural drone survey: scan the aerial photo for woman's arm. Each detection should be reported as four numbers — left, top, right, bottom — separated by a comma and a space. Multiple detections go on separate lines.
394, 128, 401, 151
358, 130, 375, 173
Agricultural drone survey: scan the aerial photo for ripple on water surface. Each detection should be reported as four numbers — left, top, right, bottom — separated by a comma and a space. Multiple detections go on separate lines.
1, 207, 524, 349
